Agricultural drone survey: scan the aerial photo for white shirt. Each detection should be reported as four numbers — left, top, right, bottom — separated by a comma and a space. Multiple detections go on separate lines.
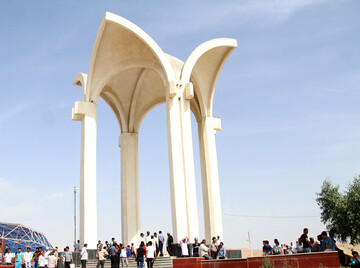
38, 255, 46, 267
80, 247, 88, 260
5, 253, 12, 263
120, 248, 127, 258
200, 244, 209, 257
24, 252, 33, 262
146, 246, 156, 258
44, 251, 50, 265
153, 237, 159, 247
48, 255, 57, 268
180, 239, 189, 256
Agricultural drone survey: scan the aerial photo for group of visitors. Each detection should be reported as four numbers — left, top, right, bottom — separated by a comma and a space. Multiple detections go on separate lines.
90, 231, 165, 268
2, 246, 59, 268
262, 228, 337, 256
74, 230, 225, 268
181, 236, 226, 260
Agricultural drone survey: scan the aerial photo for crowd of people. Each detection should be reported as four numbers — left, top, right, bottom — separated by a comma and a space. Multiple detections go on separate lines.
262, 228, 336, 256
2, 246, 59, 268
73, 231, 227, 268
262, 228, 360, 267
1, 230, 227, 268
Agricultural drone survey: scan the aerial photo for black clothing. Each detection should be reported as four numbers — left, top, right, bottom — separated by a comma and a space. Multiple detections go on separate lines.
301, 234, 311, 248
147, 258, 154, 268
136, 248, 146, 260
167, 235, 173, 256
192, 243, 200, 257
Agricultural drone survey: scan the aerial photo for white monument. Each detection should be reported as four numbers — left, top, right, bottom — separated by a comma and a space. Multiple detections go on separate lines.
72, 12, 237, 249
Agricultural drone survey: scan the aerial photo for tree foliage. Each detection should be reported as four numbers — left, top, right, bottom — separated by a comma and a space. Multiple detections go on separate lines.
316, 176, 360, 244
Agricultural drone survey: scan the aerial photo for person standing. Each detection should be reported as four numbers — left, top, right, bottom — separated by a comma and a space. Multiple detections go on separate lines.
321, 231, 335, 251
145, 241, 156, 268
96, 245, 108, 268
130, 243, 135, 258
116, 245, 122, 268
33, 248, 40, 268
192, 238, 200, 257
24, 247, 33, 268
15, 248, 24, 268
158, 231, 164, 257
38, 252, 46, 268
216, 236, 222, 246
53, 248, 59, 261
119, 244, 128, 268
136, 242, 146, 268
209, 237, 218, 259
47, 253, 57, 268
180, 237, 189, 257
44, 248, 50, 268
200, 240, 212, 260
109, 243, 117, 268
4, 248, 12, 265
75, 241, 80, 252
218, 242, 226, 259
80, 244, 88, 268
262, 241, 273, 256
153, 233, 159, 255
351, 251, 360, 268
166, 233, 173, 256
299, 228, 312, 253
62, 247, 73, 268
145, 232, 151, 245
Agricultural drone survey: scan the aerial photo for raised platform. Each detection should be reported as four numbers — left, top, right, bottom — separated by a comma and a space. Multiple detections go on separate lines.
173, 251, 341, 268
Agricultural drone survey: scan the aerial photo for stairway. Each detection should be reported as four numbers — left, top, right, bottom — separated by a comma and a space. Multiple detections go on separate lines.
80, 257, 173, 268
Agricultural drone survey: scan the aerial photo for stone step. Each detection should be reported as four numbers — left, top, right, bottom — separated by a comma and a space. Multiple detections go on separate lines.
76, 258, 173, 268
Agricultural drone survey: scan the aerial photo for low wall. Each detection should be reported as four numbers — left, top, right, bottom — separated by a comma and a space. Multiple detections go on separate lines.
173, 251, 341, 268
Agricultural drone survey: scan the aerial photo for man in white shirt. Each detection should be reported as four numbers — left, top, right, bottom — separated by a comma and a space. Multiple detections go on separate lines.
200, 240, 212, 260
4, 248, 12, 265
47, 253, 57, 268
44, 248, 50, 268
80, 244, 88, 268
24, 247, 33, 268
119, 244, 128, 268
96, 245, 108, 268
38, 252, 46, 268
180, 237, 189, 257
145, 232, 151, 245
153, 233, 159, 254
145, 241, 157, 268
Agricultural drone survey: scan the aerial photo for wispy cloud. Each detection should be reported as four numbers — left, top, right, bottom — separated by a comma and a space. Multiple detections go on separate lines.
0, 101, 33, 122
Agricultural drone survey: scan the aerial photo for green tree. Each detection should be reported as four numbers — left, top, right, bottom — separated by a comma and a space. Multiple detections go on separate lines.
316, 176, 360, 244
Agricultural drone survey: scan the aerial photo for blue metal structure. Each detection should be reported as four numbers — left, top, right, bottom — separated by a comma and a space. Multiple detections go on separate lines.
0, 222, 53, 252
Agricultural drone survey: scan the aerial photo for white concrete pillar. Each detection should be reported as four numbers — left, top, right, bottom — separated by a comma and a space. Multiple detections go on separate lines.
166, 81, 190, 242
198, 116, 223, 242
72, 101, 98, 249
180, 82, 200, 241
119, 132, 140, 246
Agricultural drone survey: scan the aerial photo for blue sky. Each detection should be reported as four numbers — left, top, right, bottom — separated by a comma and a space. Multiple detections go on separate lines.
0, 0, 360, 250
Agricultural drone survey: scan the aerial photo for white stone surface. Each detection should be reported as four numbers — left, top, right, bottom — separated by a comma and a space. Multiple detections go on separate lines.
72, 101, 98, 249
72, 12, 237, 248
119, 133, 140, 246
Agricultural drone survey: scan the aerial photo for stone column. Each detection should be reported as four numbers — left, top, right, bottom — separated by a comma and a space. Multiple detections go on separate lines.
119, 132, 140, 246
166, 81, 190, 243
72, 101, 98, 249
180, 82, 200, 241
198, 116, 223, 242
